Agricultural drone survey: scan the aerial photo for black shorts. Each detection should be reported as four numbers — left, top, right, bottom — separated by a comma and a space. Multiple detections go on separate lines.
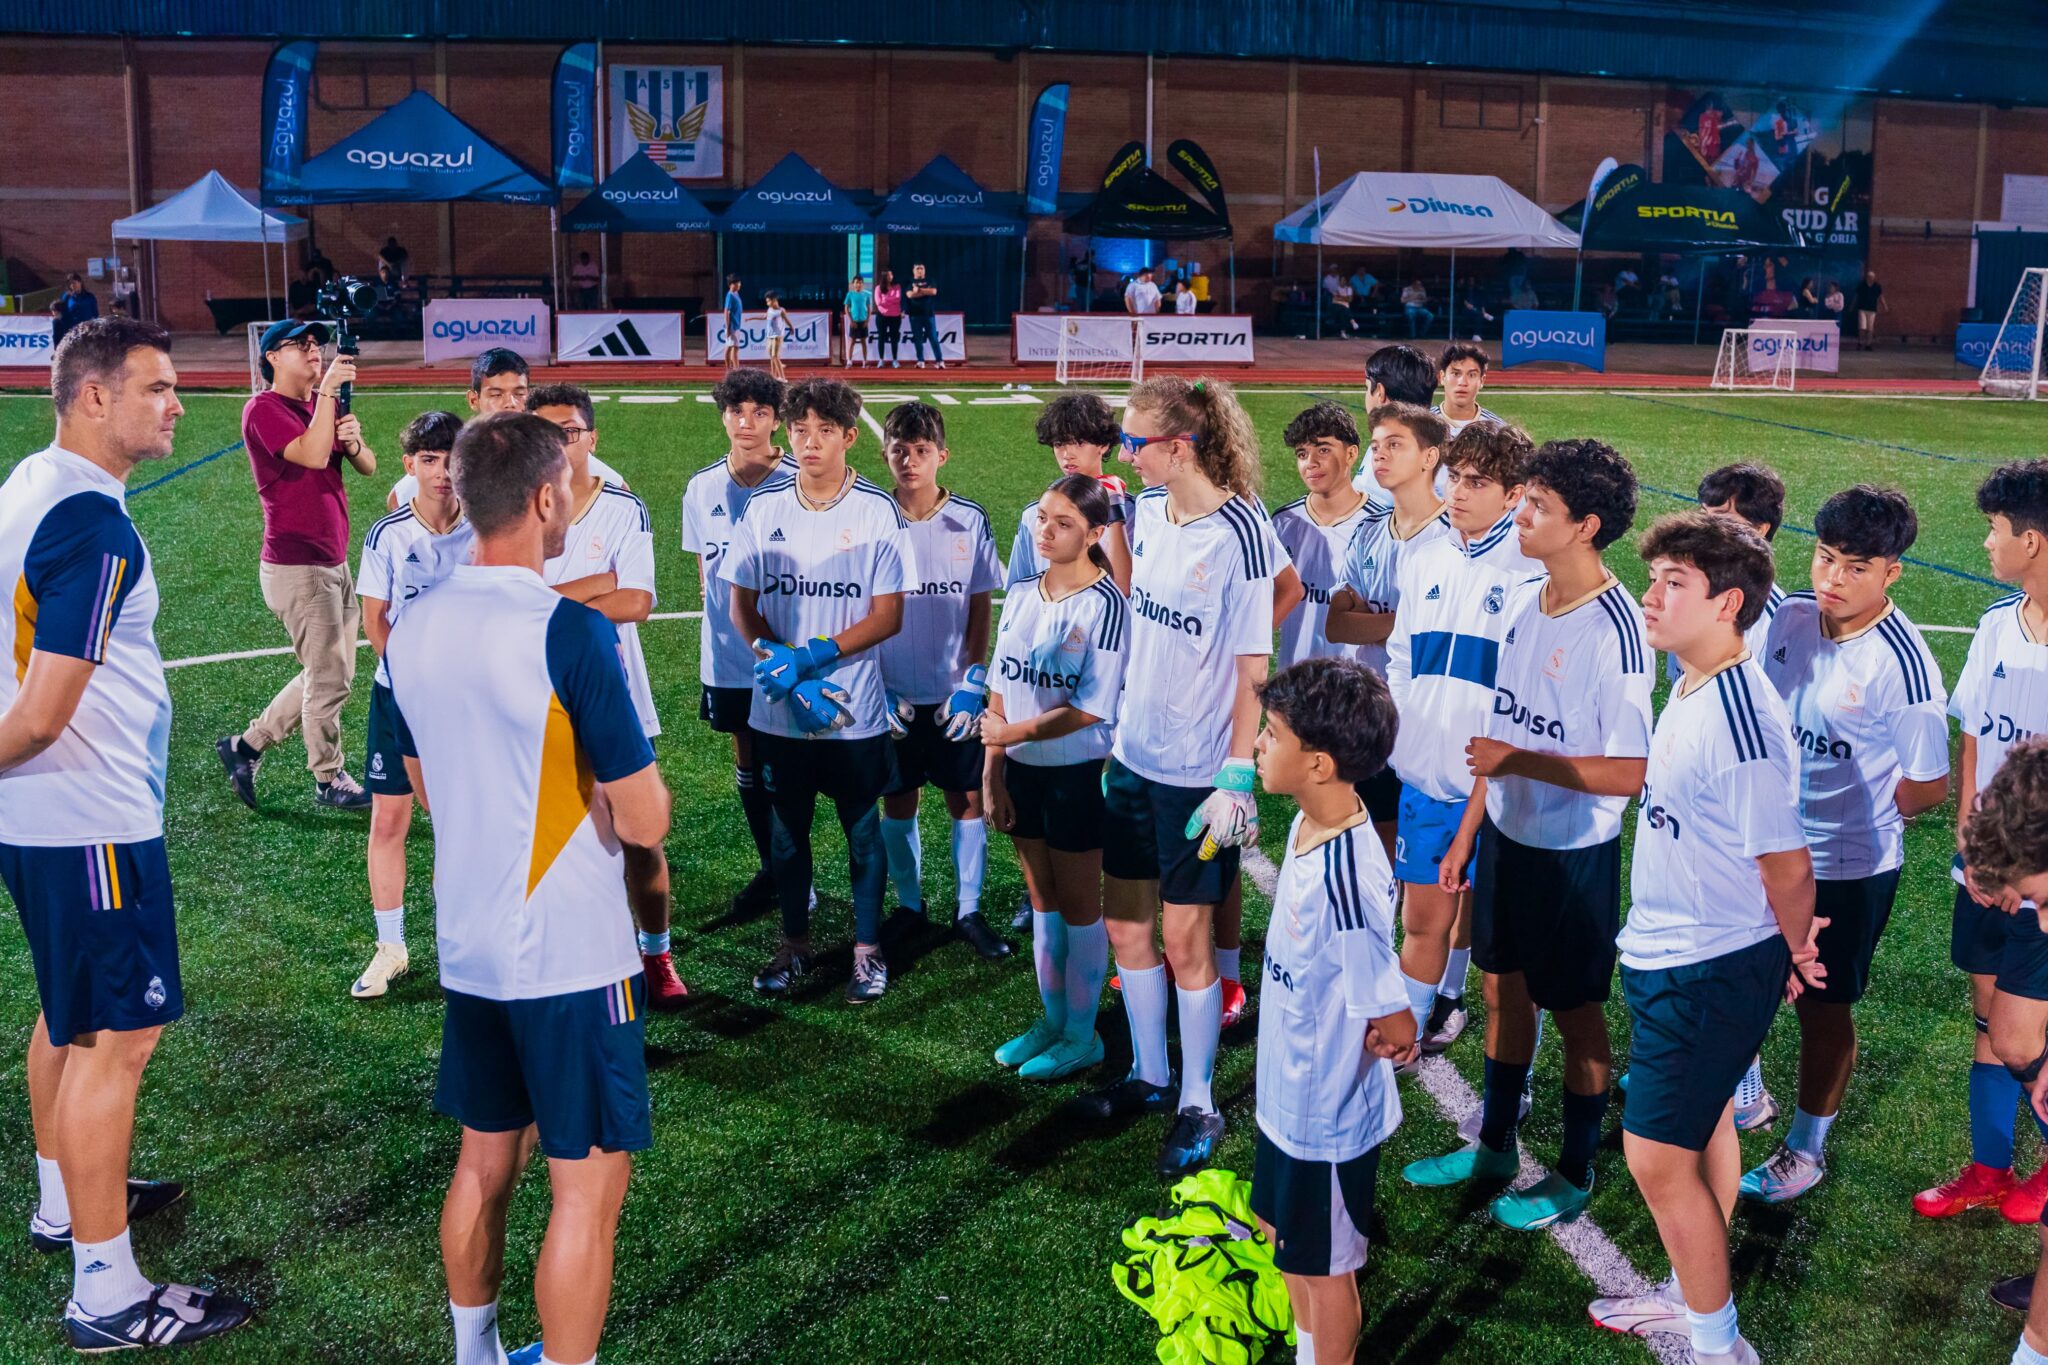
1807, 869, 1901, 1005
365, 681, 412, 797
1620, 936, 1790, 1152
1953, 875, 2014, 977
1354, 767, 1401, 824
1251, 1129, 1381, 1277
1470, 819, 1620, 1011
753, 729, 898, 812
0, 838, 183, 1045
2002, 902, 2048, 1003
1000, 758, 1105, 854
1101, 757, 1236, 905
699, 685, 754, 735
849, 320, 870, 341
887, 704, 984, 796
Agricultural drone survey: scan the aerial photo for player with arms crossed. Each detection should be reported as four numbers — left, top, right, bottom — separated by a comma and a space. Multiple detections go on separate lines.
1588, 510, 1822, 1363
1406, 439, 1651, 1232
984, 474, 1131, 1081
723, 379, 916, 1004
1272, 401, 1373, 671
1249, 657, 1416, 1365
1740, 486, 1948, 1204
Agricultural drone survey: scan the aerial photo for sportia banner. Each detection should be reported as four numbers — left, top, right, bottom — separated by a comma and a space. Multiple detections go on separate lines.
1501, 311, 1606, 371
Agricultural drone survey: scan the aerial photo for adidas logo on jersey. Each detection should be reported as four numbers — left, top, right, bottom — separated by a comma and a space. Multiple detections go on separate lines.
1505, 627, 1517, 645
711, 506, 727, 518
1774, 646, 1787, 663
1425, 584, 1441, 600
769, 529, 787, 543
1995, 662, 2008, 679
1361, 555, 1377, 572
1133, 541, 1146, 557
1483, 585, 1504, 614
404, 552, 420, 564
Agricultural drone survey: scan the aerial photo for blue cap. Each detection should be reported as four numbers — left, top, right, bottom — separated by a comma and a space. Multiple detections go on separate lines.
257, 319, 330, 382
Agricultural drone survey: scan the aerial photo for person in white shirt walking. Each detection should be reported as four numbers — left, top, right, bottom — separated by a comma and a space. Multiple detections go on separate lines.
1123, 268, 1162, 316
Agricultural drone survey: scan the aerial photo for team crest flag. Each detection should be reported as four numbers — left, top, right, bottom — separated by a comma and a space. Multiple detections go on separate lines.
611, 65, 725, 180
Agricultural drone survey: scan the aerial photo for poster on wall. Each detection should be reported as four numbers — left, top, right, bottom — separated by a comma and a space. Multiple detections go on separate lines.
611, 66, 725, 180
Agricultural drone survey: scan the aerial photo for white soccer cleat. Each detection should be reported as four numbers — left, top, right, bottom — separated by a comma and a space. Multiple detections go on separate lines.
1589, 1276, 1687, 1337
1419, 998, 1468, 1054
1694, 1337, 1760, 1365
350, 942, 411, 1000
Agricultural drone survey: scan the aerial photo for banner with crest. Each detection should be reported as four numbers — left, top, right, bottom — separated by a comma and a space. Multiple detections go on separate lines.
610, 65, 724, 180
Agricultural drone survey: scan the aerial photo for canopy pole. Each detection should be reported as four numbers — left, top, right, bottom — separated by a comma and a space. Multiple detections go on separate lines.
1228, 239, 1236, 314
551, 208, 562, 316
1572, 244, 1584, 312
1694, 254, 1709, 346
1448, 248, 1456, 340
261, 215, 273, 320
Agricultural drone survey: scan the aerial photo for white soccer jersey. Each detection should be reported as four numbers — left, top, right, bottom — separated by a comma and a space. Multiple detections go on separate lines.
681, 453, 793, 689
1619, 655, 1805, 971
718, 473, 917, 741
385, 566, 654, 1001
1113, 489, 1288, 787
1384, 507, 1543, 802
1667, 580, 1783, 685
1005, 485, 1138, 588
1273, 495, 1372, 669
0, 447, 169, 846
990, 570, 1130, 767
1763, 595, 1949, 880
1430, 403, 1503, 440
544, 482, 659, 738
1335, 496, 1451, 681
879, 492, 1005, 704
358, 502, 468, 689
1256, 811, 1408, 1163
1483, 575, 1654, 849
391, 452, 620, 509
1952, 590, 2048, 797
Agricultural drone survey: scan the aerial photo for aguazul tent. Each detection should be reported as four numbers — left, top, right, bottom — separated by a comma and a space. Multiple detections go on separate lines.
561, 151, 716, 233
716, 152, 868, 234
265, 91, 555, 205
872, 155, 1023, 236
113, 170, 307, 323
1274, 172, 1579, 250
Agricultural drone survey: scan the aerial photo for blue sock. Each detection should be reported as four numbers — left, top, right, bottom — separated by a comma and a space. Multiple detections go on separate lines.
1478, 1057, 1529, 1153
1558, 1086, 1610, 1189
1972, 1061, 2021, 1171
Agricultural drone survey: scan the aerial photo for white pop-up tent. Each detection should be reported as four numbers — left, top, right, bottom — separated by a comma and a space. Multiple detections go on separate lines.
112, 171, 308, 324
1275, 171, 1578, 338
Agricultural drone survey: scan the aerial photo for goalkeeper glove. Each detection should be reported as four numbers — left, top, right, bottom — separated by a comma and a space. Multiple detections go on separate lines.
885, 691, 914, 740
789, 677, 854, 735
753, 635, 840, 702
938, 664, 989, 741
1185, 758, 1259, 862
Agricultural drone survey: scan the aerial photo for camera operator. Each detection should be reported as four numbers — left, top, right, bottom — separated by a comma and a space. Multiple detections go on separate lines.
215, 320, 379, 813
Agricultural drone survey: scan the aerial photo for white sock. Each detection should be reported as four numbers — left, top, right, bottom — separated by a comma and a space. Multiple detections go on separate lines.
1735, 1056, 1765, 1107
71, 1226, 152, 1317
450, 1299, 503, 1365
1032, 911, 1069, 1031
1176, 981, 1223, 1115
951, 817, 986, 918
1787, 1106, 1836, 1160
36, 1152, 68, 1227
1402, 971, 1437, 1031
1064, 919, 1110, 1041
1119, 962, 1172, 1088
1297, 1330, 1317, 1365
1686, 1297, 1739, 1357
541, 1356, 595, 1365
637, 928, 670, 957
374, 906, 404, 948
1438, 947, 1472, 1001
879, 814, 923, 911
2015, 1335, 2048, 1365
1216, 946, 1241, 983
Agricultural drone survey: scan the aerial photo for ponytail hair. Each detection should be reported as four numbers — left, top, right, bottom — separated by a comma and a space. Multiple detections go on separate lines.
1045, 473, 1115, 573
1127, 375, 1261, 501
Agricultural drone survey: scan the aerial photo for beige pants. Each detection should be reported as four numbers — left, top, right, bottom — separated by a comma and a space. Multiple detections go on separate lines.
244, 561, 360, 782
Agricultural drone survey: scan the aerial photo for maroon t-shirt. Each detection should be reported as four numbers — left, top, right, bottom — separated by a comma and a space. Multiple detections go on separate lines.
242, 390, 348, 566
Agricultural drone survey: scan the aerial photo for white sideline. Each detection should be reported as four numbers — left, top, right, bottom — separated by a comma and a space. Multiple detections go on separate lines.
1240, 845, 1689, 1364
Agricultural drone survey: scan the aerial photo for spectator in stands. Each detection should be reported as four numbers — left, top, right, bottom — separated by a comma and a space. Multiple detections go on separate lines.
1187, 259, 1209, 305
50, 274, 99, 344
288, 266, 316, 321
1348, 264, 1380, 305
1124, 267, 1162, 316
1509, 277, 1539, 312
378, 235, 409, 280
1853, 269, 1887, 350
110, 262, 138, 318
1797, 276, 1823, 318
1176, 278, 1198, 316
571, 252, 601, 310
1823, 278, 1847, 327
1324, 273, 1361, 335
304, 245, 334, 281
1614, 265, 1642, 311
1454, 287, 1495, 339
1068, 252, 1094, 308
1401, 278, 1434, 338
905, 262, 943, 369
1658, 272, 1684, 320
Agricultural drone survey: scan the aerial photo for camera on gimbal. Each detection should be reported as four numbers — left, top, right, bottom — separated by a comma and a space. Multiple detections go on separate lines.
313, 275, 387, 415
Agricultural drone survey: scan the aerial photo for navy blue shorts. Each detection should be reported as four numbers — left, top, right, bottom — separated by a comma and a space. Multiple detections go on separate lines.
435, 978, 652, 1160
1101, 757, 1236, 905
0, 838, 182, 1045
1807, 870, 1901, 1005
365, 681, 412, 797
1354, 767, 1401, 825
1471, 819, 1620, 1011
1952, 875, 2008, 977
1251, 1128, 1382, 1276
998, 758, 1105, 854
886, 704, 984, 796
1393, 783, 1471, 886
2001, 903, 2048, 1003
699, 685, 754, 735
1620, 936, 1790, 1151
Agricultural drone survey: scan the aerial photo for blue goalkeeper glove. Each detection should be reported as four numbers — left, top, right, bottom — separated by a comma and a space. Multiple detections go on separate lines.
885, 691, 914, 740
1184, 758, 1259, 861
753, 635, 841, 702
788, 677, 854, 735
938, 664, 989, 741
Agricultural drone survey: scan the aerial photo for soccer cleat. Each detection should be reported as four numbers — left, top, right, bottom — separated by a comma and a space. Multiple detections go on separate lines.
1733, 1088, 1779, 1132
507, 1345, 543, 1365
1491, 1171, 1592, 1232
1695, 1339, 1760, 1365
752, 940, 814, 996
1912, 1161, 2016, 1218
881, 906, 931, 945
732, 870, 778, 915
1158, 1108, 1225, 1179
846, 950, 889, 1004
1219, 978, 1248, 1029
213, 737, 260, 810
1457, 1089, 1532, 1143
642, 951, 690, 1012
30, 1180, 187, 1254
995, 1019, 1063, 1069
1739, 1144, 1825, 1204
1991, 1272, 2033, 1315
314, 770, 372, 810
1019, 1032, 1105, 1082
955, 912, 1015, 961
1073, 1075, 1176, 1121
1010, 900, 1033, 932
1401, 1139, 1518, 1188
1588, 1277, 1688, 1337
63, 1282, 252, 1352
1418, 996, 1468, 1055
2004, 1164, 2048, 1225
349, 942, 411, 1000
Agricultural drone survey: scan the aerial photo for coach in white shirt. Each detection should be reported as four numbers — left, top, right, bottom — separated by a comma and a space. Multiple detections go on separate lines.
1124, 268, 1162, 315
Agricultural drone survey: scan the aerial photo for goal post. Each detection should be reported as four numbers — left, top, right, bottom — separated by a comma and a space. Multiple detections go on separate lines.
1980, 266, 2048, 400
1055, 315, 1143, 386
1712, 327, 1798, 392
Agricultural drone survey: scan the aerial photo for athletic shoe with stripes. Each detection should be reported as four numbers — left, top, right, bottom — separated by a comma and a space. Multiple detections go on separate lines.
1588, 1276, 1687, 1337
63, 1283, 251, 1351
31, 1179, 187, 1254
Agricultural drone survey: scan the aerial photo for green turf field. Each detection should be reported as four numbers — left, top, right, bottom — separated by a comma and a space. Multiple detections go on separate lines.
0, 380, 2039, 1363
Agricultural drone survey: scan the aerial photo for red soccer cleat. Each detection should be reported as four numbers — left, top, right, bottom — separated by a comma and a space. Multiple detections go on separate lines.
1912, 1161, 2016, 1219
1220, 978, 1248, 1029
2005, 1165, 2048, 1224
1109, 960, 1177, 993
643, 951, 690, 1013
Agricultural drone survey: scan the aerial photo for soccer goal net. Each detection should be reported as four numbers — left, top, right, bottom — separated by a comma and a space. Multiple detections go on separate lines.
1980, 266, 2047, 400
1712, 327, 1798, 392
1055, 315, 1143, 386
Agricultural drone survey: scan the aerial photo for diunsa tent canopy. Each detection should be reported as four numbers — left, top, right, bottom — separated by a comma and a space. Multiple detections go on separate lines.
113, 171, 307, 325
1274, 172, 1578, 250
